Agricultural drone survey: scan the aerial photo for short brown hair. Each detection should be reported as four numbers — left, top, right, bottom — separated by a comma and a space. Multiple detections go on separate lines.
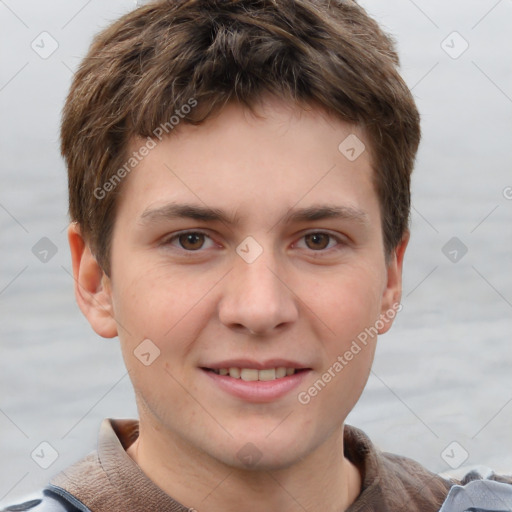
62, 0, 420, 275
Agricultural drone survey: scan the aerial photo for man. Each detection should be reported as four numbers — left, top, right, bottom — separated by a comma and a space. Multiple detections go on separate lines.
3, 0, 511, 510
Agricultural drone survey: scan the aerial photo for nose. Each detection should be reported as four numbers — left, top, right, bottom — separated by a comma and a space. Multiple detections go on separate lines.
218, 250, 299, 336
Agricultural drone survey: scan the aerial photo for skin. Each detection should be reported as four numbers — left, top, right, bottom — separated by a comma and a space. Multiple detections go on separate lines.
69, 97, 408, 512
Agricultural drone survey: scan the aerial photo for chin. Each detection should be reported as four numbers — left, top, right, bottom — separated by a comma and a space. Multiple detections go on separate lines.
207, 429, 312, 472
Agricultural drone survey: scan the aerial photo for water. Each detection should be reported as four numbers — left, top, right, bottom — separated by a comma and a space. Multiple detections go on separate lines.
1, 0, 511, 506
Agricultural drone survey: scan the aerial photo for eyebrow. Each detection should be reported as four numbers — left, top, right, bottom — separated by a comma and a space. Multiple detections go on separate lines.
282, 204, 369, 225
139, 203, 369, 227
139, 203, 240, 226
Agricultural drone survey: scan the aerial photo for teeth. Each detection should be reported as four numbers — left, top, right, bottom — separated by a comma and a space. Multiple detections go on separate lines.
258, 368, 276, 381
229, 367, 241, 379
276, 367, 287, 378
240, 368, 259, 381
212, 367, 297, 381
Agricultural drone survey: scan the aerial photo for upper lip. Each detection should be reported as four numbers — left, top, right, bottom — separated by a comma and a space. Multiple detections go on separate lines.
201, 359, 310, 370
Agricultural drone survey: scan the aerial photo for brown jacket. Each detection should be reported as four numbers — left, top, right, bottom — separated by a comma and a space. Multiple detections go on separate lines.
45, 418, 454, 512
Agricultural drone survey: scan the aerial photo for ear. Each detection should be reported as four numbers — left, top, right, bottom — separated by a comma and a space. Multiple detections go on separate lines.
378, 231, 409, 335
67, 223, 118, 338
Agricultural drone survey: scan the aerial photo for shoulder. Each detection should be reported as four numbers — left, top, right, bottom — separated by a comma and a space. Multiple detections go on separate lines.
0, 487, 89, 512
378, 453, 512, 511
438, 466, 512, 511
379, 453, 512, 511
344, 426, 452, 511
378, 451, 454, 503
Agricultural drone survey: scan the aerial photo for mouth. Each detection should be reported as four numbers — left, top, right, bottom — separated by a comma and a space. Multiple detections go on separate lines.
202, 367, 309, 381
200, 363, 312, 402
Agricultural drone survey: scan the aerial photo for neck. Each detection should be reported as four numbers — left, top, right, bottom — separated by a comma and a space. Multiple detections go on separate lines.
127, 421, 361, 512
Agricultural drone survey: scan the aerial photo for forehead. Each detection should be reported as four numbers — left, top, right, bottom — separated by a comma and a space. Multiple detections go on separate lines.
118, 99, 378, 227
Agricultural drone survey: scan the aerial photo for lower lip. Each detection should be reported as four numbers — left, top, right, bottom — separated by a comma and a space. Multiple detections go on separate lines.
202, 369, 311, 403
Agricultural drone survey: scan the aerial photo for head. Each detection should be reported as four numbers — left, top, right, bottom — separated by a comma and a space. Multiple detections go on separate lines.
65, 0, 419, 472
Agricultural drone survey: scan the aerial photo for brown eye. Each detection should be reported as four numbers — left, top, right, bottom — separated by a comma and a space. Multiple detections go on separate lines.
304, 233, 330, 250
178, 232, 205, 250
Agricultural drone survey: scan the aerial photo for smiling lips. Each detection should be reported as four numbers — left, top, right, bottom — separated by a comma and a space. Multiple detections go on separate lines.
207, 367, 301, 381
201, 360, 311, 400
202, 366, 310, 402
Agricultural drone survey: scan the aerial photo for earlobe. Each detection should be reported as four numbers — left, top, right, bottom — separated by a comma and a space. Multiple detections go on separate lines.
67, 223, 118, 338
378, 232, 409, 335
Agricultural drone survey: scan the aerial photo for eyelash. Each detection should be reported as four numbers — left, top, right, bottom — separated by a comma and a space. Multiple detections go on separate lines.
162, 230, 346, 253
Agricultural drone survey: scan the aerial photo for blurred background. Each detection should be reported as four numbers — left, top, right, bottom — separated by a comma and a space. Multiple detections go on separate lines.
1, 0, 511, 506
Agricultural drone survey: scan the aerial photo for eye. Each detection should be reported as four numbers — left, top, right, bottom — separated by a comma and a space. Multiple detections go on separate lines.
165, 231, 216, 251
296, 232, 343, 251
304, 233, 330, 250
179, 232, 205, 250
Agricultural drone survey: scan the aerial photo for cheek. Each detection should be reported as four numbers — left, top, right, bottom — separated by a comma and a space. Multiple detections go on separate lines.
110, 262, 219, 360
299, 282, 380, 428
110, 266, 218, 421
297, 265, 383, 399
305, 265, 385, 341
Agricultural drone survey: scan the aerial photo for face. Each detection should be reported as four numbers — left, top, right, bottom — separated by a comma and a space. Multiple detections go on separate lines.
78, 98, 405, 471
